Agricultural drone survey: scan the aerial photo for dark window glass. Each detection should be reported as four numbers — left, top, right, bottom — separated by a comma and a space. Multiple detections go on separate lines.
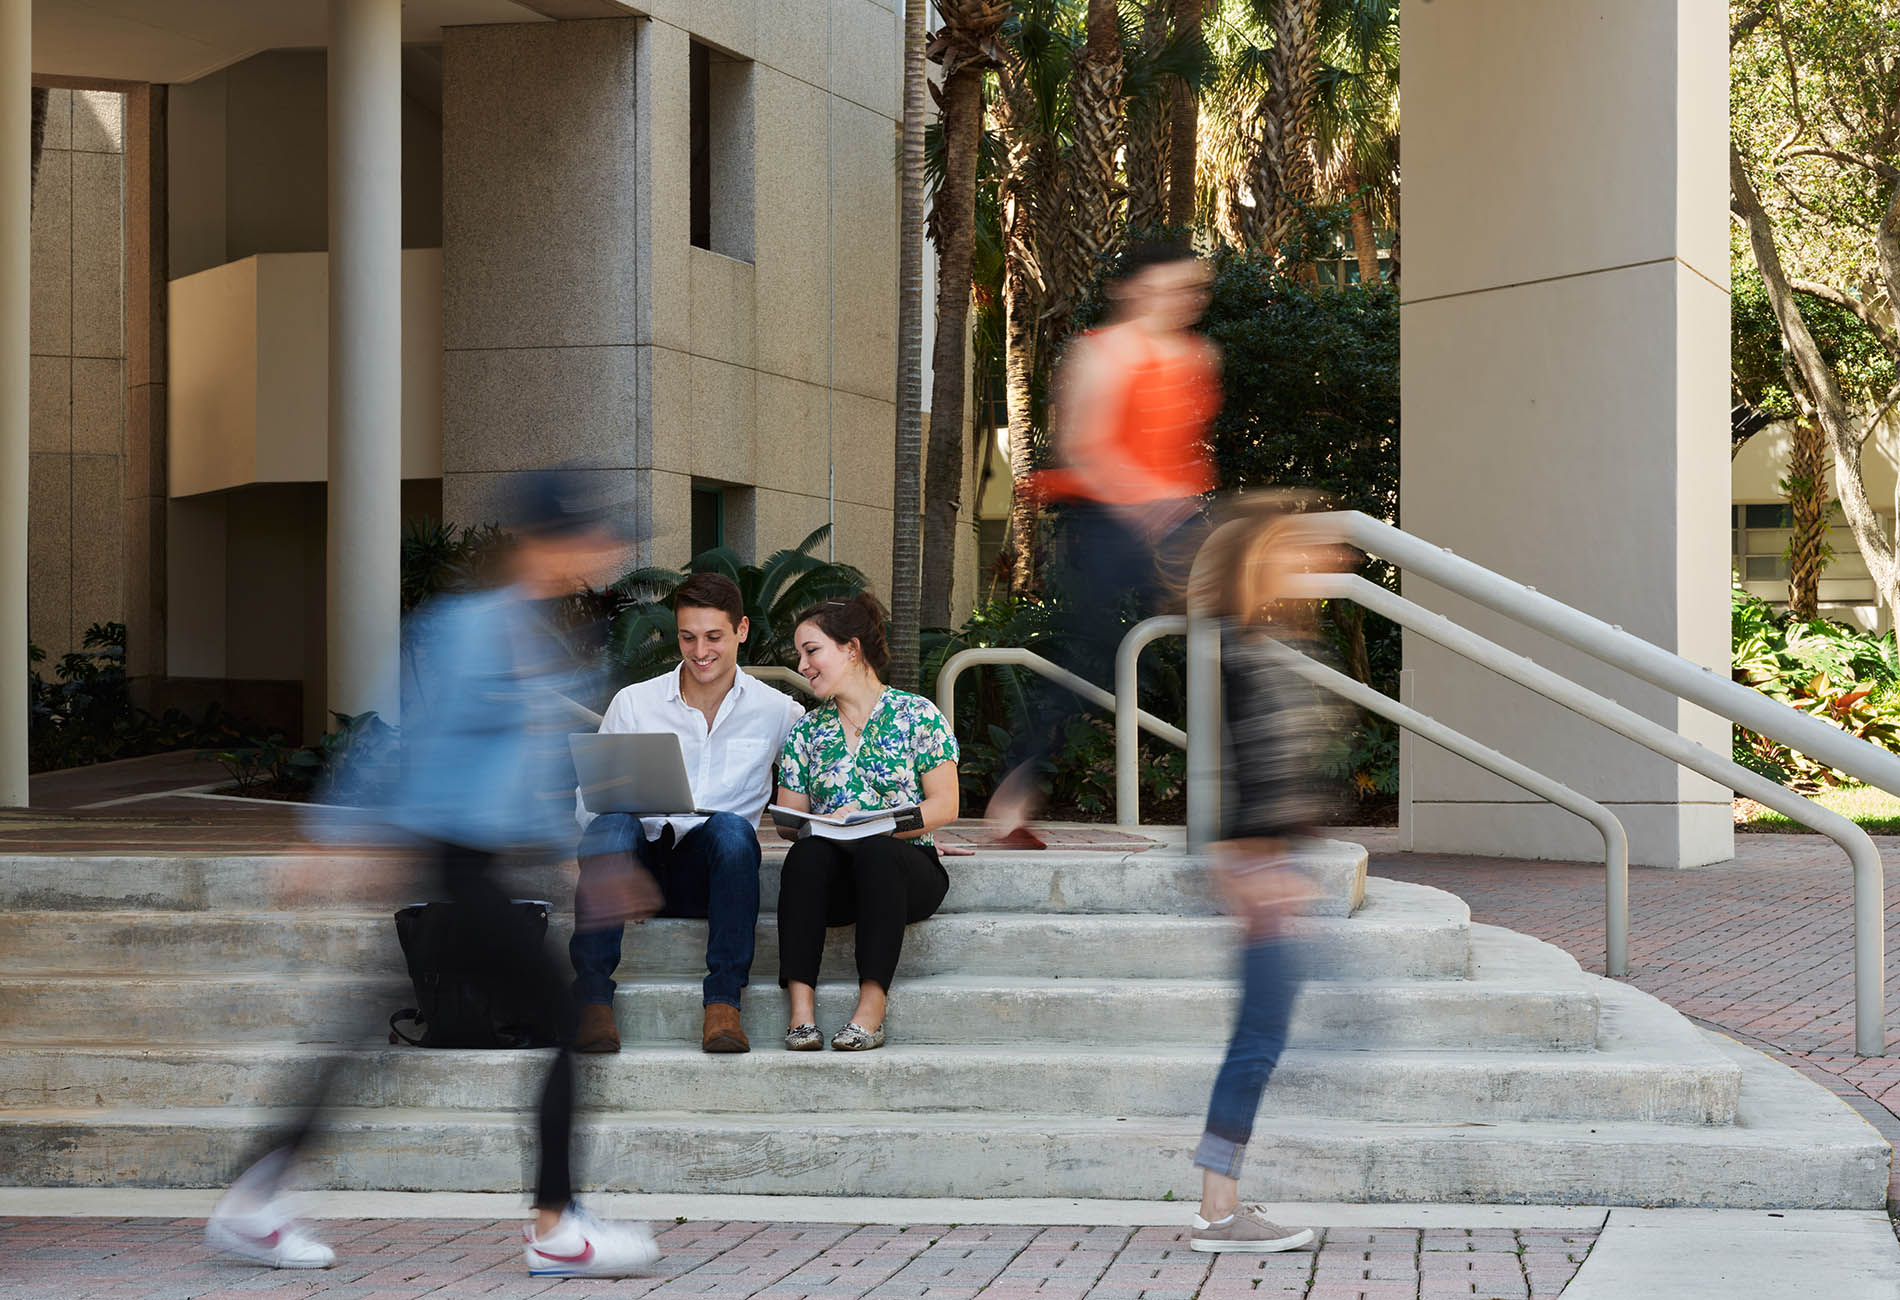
1745, 504, 1791, 529
689, 41, 711, 251
691, 486, 724, 557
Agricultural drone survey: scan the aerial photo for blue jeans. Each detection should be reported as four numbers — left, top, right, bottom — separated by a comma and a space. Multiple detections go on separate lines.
568, 811, 762, 1009
1194, 935, 1301, 1179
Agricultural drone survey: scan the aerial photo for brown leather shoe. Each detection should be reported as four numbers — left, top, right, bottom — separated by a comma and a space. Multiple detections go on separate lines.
701, 1002, 750, 1054
574, 1003, 620, 1054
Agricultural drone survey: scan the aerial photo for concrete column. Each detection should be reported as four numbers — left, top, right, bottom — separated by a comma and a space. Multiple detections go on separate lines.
327, 0, 402, 724
0, 4, 28, 805
1401, 1, 1731, 867
124, 85, 167, 706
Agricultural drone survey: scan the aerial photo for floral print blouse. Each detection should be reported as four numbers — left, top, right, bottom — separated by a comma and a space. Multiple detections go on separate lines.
777, 689, 960, 846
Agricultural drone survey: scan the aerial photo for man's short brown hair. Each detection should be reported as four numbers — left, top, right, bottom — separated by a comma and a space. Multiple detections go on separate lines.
673, 571, 746, 629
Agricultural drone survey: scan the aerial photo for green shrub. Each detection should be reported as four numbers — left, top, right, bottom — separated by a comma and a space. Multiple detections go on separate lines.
28, 622, 246, 772
1730, 583, 1900, 788
604, 526, 869, 684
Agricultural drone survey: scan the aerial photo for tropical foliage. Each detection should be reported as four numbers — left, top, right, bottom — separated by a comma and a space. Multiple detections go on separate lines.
28, 623, 250, 773
1731, 583, 1900, 788
603, 527, 869, 685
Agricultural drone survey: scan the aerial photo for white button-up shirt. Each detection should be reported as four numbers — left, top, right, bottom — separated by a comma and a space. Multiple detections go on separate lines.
574, 664, 807, 841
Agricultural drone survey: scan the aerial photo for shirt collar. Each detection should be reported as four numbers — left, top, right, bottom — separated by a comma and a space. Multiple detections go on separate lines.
666, 661, 751, 704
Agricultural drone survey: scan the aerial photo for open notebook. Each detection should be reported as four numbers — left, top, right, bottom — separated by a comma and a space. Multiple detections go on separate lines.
767, 803, 924, 841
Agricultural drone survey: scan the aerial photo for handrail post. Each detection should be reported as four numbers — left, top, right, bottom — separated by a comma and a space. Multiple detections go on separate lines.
1116, 615, 1187, 827
1185, 609, 1220, 851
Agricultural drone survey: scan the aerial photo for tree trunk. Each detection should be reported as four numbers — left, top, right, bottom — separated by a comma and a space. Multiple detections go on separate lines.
921, 65, 986, 629
1247, 0, 1321, 262
1166, 0, 1201, 229
1050, 0, 1124, 335
888, 0, 929, 689
1124, 1, 1170, 234
1349, 198, 1380, 286
1330, 599, 1373, 687
1733, 145, 1900, 621
1003, 250, 1040, 595
1786, 419, 1828, 620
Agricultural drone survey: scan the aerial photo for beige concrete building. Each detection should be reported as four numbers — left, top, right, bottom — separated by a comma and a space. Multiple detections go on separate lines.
16, 0, 922, 749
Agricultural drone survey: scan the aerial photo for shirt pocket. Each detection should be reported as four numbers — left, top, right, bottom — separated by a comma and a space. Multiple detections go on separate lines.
724, 738, 771, 783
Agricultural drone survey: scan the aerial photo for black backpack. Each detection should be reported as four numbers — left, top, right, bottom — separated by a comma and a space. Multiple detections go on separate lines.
387, 899, 561, 1048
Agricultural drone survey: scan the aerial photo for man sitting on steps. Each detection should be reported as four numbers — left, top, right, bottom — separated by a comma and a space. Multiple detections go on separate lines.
571, 572, 806, 1054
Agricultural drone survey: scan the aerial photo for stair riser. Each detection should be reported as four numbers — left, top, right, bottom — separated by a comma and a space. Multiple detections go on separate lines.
0, 913, 1442, 982
0, 1048, 1737, 1124
0, 1118, 1872, 1208
0, 977, 1584, 1050
0, 845, 1366, 919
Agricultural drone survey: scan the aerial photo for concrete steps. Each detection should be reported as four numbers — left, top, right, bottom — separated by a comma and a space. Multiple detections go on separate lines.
0, 834, 1886, 1208
0, 1028, 1877, 1207
0, 984, 1737, 1124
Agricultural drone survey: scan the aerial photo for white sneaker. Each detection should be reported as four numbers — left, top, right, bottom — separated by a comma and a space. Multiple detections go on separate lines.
523, 1204, 659, 1278
204, 1198, 336, 1269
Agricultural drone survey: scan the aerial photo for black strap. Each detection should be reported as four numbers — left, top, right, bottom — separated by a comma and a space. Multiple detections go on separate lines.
388, 1008, 425, 1046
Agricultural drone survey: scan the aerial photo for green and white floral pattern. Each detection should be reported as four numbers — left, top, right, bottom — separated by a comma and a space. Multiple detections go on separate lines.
778, 689, 960, 846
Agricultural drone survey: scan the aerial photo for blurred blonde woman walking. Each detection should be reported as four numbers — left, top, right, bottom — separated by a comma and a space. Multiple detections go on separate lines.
1186, 502, 1350, 1254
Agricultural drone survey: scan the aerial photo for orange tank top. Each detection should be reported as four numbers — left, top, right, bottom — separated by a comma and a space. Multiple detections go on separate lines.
1035, 329, 1221, 507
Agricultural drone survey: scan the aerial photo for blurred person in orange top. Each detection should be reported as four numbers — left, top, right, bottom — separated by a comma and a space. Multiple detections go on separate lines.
988, 241, 1222, 842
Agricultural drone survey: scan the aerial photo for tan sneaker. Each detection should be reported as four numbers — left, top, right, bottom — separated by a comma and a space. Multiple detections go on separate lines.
1189, 1206, 1315, 1253
574, 1003, 620, 1054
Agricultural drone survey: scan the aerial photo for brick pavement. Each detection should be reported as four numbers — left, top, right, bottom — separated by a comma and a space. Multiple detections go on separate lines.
0, 1217, 1599, 1300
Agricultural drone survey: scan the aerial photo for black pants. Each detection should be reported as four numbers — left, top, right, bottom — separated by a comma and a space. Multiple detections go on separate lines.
262, 843, 580, 1210
776, 835, 949, 991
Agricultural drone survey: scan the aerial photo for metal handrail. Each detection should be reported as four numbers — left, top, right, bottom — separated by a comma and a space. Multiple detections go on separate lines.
935, 646, 1184, 748
1259, 636, 1631, 975
1302, 511, 1900, 795
1116, 615, 1188, 825
746, 665, 815, 695
1277, 522, 1891, 1055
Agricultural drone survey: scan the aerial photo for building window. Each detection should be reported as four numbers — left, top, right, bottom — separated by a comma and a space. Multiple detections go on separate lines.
691, 484, 725, 557
1732, 502, 1883, 605
689, 40, 754, 262
1313, 227, 1394, 289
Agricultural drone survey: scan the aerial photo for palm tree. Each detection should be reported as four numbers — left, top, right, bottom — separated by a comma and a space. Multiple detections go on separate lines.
1167, 0, 1203, 228
1046, 0, 1123, 339
890, 0, 929, 689
988, 4, 1074, 592
1310, 0, 1398, 285
1248, 0, 1321, 261
922, 1, 1011, 629
1124, 1, 1172, 233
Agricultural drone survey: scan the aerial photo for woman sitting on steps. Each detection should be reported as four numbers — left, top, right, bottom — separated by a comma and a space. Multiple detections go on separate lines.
772, 592, 961, 1052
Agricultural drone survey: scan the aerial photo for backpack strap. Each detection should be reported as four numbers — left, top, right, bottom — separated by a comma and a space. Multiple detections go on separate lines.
388, 1008, 425, 1046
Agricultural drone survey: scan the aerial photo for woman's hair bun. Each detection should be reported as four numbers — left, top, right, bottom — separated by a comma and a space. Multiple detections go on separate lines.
792, 591, 891, 678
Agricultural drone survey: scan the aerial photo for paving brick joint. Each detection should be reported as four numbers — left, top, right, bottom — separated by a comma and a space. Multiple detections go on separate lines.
0, 1217, 1600, 1300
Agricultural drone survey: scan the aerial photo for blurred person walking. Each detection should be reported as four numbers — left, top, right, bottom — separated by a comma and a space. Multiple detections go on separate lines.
204, 470, 664, 1279
989, 241, 1221, 840
1184, 506, 1347, 1253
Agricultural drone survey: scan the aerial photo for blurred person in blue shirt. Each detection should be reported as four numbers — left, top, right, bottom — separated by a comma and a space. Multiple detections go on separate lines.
205, 470, 666, 1281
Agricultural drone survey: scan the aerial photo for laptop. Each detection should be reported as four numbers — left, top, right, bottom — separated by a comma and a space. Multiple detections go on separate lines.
569, 733, 718, 817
